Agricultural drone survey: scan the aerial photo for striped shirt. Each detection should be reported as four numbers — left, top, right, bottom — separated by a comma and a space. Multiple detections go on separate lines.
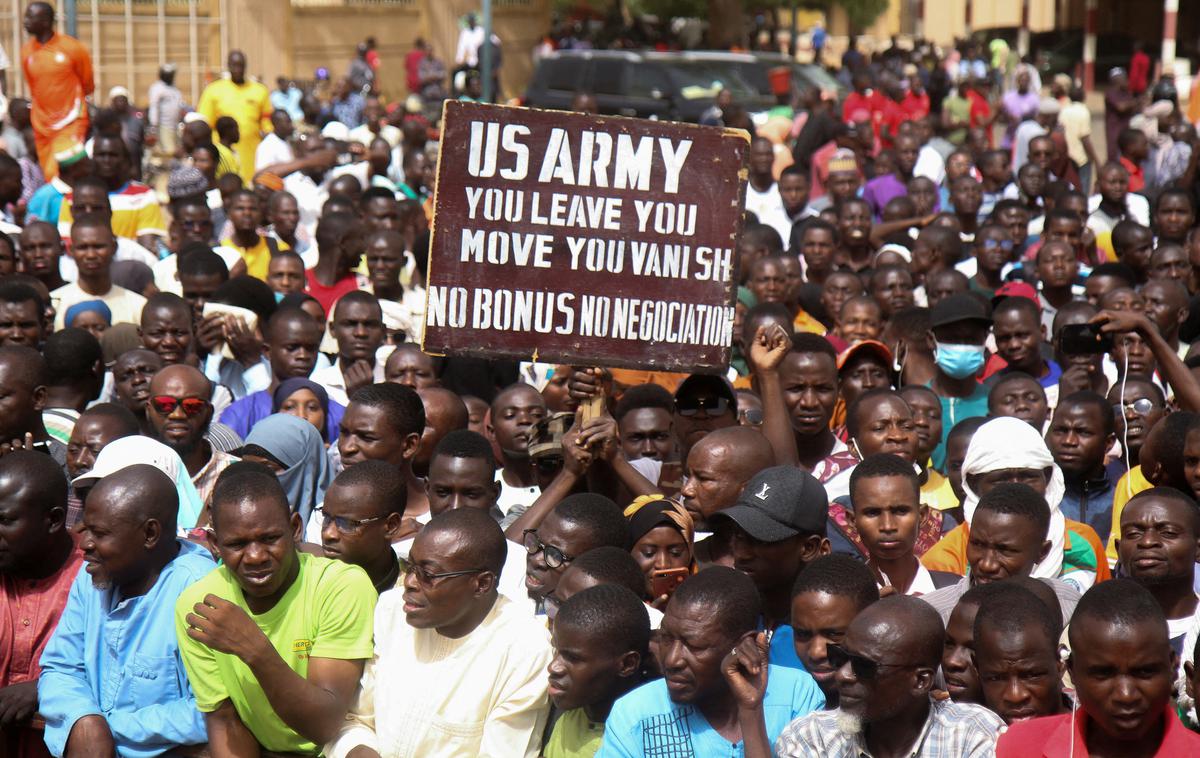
775, 698, 1002, 757
59, 180, 166, 239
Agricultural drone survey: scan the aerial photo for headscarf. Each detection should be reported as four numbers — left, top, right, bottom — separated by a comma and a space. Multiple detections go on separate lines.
623, 494, 697, 572
72, 435, 206, 530
242, 413, 333, 526
64, 300, 112, 329
273, 377, 331, 418
960, 416, 1066, 580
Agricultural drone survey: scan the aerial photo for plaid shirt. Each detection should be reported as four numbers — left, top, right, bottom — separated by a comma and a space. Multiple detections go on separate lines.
775, 698, 1002, 757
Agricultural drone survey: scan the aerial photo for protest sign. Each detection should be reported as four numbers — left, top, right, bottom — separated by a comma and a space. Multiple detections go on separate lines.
421, 100, 750, 373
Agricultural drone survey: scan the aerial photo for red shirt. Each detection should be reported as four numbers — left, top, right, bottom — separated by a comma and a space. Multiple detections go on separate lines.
966, 90, 992, 131
841, 91, 875, 124
877, 97, 906, 149
1120, 155, 1146, 193
1130, 50, 1151, 94
305, 270, 360, 315
902, 90, 930, 120
997, 707, 1200, 757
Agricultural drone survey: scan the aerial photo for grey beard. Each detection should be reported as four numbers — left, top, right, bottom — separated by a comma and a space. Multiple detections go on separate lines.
835, 710, 863, 736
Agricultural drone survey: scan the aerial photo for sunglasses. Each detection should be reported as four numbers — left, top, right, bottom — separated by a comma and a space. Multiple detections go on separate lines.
677, 396, 729, 418
1114, 398, 1155, 417
826, 643, 913, 680
149, 395, 209, 417
523, 528, 574, 569
982, 239, 1014, 251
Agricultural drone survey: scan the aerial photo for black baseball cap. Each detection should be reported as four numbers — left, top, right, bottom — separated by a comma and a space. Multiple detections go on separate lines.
929, 292, 992, 330
710, 466, 829, 542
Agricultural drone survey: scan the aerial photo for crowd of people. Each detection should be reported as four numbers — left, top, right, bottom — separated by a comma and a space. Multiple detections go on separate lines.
4, 1, 1200, 757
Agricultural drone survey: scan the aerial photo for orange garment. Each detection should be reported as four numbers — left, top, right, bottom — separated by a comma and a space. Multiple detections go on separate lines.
793, 308, 826, 335
921, 519, 1112, 583
21, 32, 94, 179
610, 370, 690, 396
1189, 77, 1200, 129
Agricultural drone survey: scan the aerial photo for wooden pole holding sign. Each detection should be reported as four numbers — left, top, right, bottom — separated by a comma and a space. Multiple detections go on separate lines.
422, 101, 751, 378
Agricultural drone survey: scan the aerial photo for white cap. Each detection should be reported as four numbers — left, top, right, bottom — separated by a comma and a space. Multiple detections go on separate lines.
108, 85, 131, 101
320, 121, 350, 141
72, 435, 185, 487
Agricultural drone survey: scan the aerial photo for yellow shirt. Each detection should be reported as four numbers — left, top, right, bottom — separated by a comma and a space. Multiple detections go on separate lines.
1105, 464, 1153, 566
793, 308, 826, 335
222, 235, 287, 281
176, 554, 376, 754
197, 77, 272, 182
921, 469, 958, 512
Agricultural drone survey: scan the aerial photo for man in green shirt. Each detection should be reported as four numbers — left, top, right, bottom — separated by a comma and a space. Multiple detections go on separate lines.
545, 584, 650, 758
176, 464, 376, 755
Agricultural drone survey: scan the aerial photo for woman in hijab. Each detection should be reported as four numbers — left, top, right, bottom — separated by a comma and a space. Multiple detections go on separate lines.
921, 416, 1110, 589
64, 300, 112, 340
272, 377, 342, 443
238, 413, 333, 527
623, 494, 697, 604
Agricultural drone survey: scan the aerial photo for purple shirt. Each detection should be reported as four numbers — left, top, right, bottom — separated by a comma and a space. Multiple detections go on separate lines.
862, 173, 908, 221
219, 389, 345, 442
1001, 89, 1040, 147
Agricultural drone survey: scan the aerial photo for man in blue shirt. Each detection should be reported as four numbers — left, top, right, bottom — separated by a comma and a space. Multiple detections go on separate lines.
597, 567, 825, 757
38, 464, 214, 758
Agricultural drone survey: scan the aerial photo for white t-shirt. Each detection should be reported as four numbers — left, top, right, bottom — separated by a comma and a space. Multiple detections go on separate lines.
51, 282, 146, 329
745, 182, 785, 225
254, 132, 294, 171
495, 469, 540, 517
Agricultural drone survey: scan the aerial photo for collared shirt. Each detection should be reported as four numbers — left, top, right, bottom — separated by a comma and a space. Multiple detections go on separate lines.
920, 575, 1080, 625
775, 698, 1002, 757
596, 664, 824, 757
326, 594, 551, 758
0, 543, 84, 687
201, 353, 271, 401
38, 540, 214, 758
192, 447, 240, 516
310, 348, 394, 407
996, 705, 1200, 757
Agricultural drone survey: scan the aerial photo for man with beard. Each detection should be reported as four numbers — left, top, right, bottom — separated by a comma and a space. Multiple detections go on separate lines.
771, 596, 1002, 757
145, 364, 238, 514
38, 465, 213, 757
599, 567, 824, 756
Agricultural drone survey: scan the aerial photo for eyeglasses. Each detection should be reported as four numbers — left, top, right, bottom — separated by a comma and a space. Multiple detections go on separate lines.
315, 506, 385, 533
740, 408, 764, 426
543, 592, 562, 620
1114, 398, 1155, 416
148, 395, 209, 417
523, 529, 575, 569
982, 239, 1014, 252
826, 643, 914, 680
400, 557, 486, 586
677, 396, 729, 418
534, 456, 564, 472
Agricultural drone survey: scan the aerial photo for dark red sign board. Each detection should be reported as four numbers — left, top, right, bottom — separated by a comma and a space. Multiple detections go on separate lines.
422, 100, 749, 373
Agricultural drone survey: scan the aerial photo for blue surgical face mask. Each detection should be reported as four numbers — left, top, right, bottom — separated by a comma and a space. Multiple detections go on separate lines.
934, 342, 985, 379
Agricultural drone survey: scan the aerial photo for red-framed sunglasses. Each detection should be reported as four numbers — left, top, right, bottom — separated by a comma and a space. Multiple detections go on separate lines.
149, 395, 209, 417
